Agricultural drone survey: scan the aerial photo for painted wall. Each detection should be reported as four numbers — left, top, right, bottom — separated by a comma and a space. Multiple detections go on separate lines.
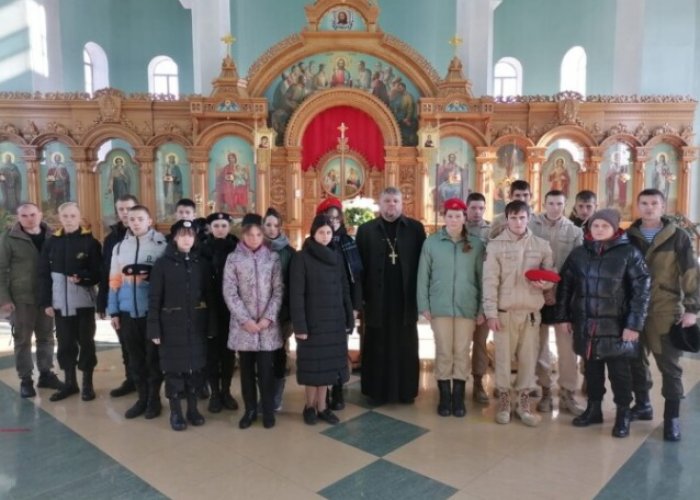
493, 0, 616, 95
0, 0, 32, 92
58, 0, 193, 93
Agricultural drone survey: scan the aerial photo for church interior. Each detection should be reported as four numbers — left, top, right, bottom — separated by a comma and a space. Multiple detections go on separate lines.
1, 0, 700, 498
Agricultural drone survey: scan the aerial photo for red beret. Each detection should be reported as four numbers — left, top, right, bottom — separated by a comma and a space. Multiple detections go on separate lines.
443, 198, 467, 212
524, 269, 561, 283
316, 197, 343, 215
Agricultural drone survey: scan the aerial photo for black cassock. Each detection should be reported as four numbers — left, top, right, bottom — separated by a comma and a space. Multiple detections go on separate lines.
356, 215, 426, 403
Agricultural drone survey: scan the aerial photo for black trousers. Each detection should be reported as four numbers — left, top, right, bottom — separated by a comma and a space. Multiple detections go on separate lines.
165, 370, 204, 399
206, 334, 236, 389
114, 324, 132, 381
239, 351, 274, 415
121, 315, 162, 388
586, 357, 633, 407
55, 308, 96, 372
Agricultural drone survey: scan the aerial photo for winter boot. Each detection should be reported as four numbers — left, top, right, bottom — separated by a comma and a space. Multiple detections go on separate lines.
472, 375, 489, 404
238, 409, 257, 429
20, 377, 36, 398
630, 391, 653, 421
612, 406, 631, 438
329, 382, 345, 411
49, 367, 79, 402
124, 384, 148, 419
495, 390, 511, 424
208, 381, 223, 413
169, 398, 187, 431
110, 378, 135, 398
663, 399, 681, 442
144, 382, 162, 419
572, 401, 603, 427
37, 371, 64, 390
452, 379, 466, 417
437, 380, 451, 417
221, 376, 239, 410
515, 391, 541, 427
273, 377, 286, 412
559, 389, 584, 416
186, 393, 205, 426
81, 370, 96, 401
536, 386, 553, 413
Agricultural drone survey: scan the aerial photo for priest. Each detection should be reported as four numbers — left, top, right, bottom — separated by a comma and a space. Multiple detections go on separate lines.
356, 187, 426, 404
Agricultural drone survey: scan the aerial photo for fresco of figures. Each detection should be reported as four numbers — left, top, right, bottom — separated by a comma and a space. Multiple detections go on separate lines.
40, 142, 76, 216
265, 51, 421, 146
320, 155, 365, 199
209, 136, 255, 217
426, 136, 475, 224
599, 143, 634, 219
98, 147, 139, 225
156, 143, 191, 222
318, 6, 367, 31
645, 143, 679, 213
492, 144, 526, 215
0, 141, 28, 215
542, 149, 580, 212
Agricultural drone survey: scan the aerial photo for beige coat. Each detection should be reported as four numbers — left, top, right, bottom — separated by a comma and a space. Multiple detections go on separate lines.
529, 214, 583, 270
482, 228, 554, 319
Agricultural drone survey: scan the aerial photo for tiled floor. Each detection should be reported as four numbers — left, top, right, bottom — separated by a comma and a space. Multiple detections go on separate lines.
1, 321, 699, 499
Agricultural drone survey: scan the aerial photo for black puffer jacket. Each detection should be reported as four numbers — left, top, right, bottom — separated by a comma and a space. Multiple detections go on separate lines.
290, 238, 353, 386
554, 230, 651, 358
200, 234, 238, 333
147, 244, 215, 373
97, 222, 128, 314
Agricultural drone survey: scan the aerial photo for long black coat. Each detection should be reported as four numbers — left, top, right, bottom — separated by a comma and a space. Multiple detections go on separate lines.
290, 239, 353, 386
147, 244, 215, 373
199, 234, 238, 335
355, 215, 426, 327
554, 232, 651, 358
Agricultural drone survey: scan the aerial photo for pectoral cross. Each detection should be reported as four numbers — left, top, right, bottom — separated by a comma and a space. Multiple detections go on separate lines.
388, 249, 398, 265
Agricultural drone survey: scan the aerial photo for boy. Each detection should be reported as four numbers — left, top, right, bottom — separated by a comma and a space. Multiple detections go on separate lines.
489, 180, 532, 239
482, 200, 554, 426
569, 190, 597, 231
38, 202, 102, 402
108, 205, 167, 419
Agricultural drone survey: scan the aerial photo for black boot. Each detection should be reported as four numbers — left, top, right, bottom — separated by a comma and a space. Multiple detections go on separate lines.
124, 384, 148, 419
238, 409, 257, 429
612, 406, 631, 438
169, 398, 187, 431
20, 377, 36, 398
37, 371, 64, 390
186, 393, 205, 426
452, 379, 466, 417
49, 368, 80, 402
110, 378, 136, 398
197, 383, 210, 400
81, 370, 96, 401
221, 377, 239, 410
437, 380, 451, 417
329, 383, 345, 411
208, 381, 223, 413
663, 399, 681, 442
144, 381, 162, 419
572, 401, 603, 427
630, 391, 653, 421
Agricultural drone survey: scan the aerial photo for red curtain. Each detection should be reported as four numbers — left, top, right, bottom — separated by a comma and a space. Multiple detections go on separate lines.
301, 106, 385, 171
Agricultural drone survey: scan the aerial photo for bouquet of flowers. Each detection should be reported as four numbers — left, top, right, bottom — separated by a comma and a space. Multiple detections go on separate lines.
343, 196, 378, 227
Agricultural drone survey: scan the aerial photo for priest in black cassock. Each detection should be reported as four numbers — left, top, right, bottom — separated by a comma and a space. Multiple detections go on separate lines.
356, 187, 426, 404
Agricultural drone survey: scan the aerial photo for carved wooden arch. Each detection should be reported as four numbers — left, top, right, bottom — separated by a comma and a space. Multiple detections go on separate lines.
438, 122, 489, 147
31, 133, 78, 148
643, 133, 689, 149
536, 125, 597, 149
194, 121, 254, 149
79, 124, 145, 152
0, 133, 28, 146
599, 133, 643, 150
245, 35, 441, 99
285, 88, 401, 147
492, 134, 535, 148
146, 133, 193, 149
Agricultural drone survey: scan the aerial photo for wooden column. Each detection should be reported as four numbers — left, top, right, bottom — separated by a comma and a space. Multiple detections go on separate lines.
527, 147, 546, 211
21, 146, 40, 205
384, 146, 401, 188
135, 147, 155, 216
475, 147, 496, 220
632, 147, 650, 220
286, 146, 303, 247
188, 147, 209, 217
587, 147, 603, 194
679, 146, 698, 216
69, 146, 99, 233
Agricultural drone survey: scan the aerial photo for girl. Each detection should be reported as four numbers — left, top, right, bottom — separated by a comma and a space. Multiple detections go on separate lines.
316, 197, 363, 411
262, 208, 296, 411
417, 198, 485, 417
290, 215, 354, 425
223, 213, 283, 429
148, 220, 214, 431
554, 209, 650, 438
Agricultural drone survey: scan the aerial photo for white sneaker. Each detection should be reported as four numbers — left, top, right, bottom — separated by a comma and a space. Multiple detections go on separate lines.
559, 390, 585, 416
515, 391, 541, 427
495, 390, 511, 424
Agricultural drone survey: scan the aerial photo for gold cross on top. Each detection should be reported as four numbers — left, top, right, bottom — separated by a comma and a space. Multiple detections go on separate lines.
449, 35, 463, 55
337, 122, 349, 139
220, 34, 236, 56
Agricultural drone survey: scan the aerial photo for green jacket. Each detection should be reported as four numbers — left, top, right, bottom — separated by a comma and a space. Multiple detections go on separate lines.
417, 228, 484, 319
0, 222, 51, 305
627, 217, 700, 353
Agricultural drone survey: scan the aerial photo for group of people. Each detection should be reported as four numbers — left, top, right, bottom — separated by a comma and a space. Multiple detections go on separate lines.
0, 183, 697, 442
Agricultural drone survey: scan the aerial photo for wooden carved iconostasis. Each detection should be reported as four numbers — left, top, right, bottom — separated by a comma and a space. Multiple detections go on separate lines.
0, 0, 697, 244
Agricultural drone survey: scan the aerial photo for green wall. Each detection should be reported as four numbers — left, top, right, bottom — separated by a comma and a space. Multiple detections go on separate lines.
59, 0, 193, 94
0, 0, 31, 92
493, 0, 616, 95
